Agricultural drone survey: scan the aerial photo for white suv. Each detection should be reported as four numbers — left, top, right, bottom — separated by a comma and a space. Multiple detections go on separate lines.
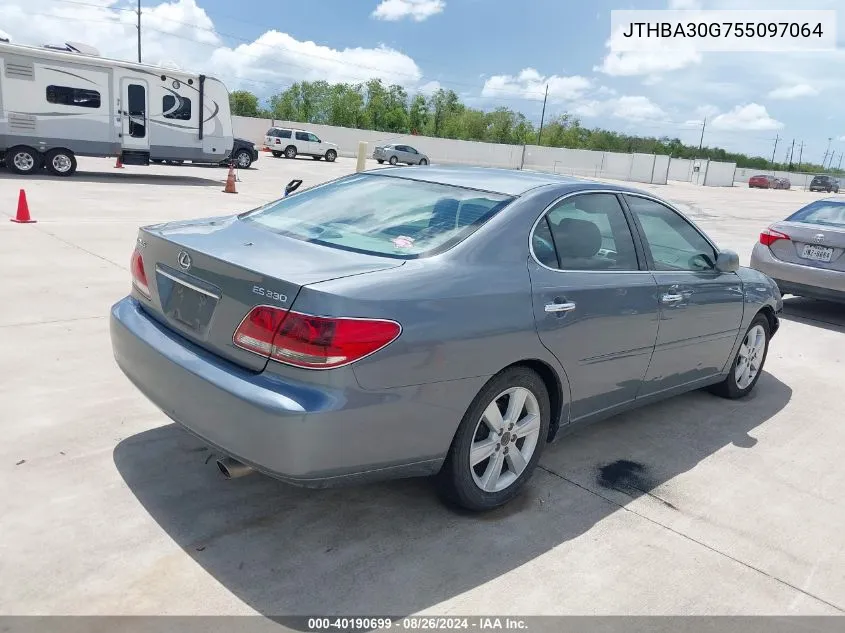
264, 127, 339, 162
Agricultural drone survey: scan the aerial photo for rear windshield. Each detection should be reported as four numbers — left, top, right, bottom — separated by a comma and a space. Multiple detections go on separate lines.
811, 176, 828, 182
267, 128, 291, 138
786, 200, 845, 227
239, 174, 513, 258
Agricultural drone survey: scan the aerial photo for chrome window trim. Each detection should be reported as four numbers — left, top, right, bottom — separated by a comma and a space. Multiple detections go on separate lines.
527, 188, 648, 275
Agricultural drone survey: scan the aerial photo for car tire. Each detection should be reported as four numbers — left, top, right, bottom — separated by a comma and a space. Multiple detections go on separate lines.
435, 366, 551, 512
419, 158, 428, 166
312, 156, 321, 160
284, 146, 297, 159
325, 150, 337, 162
377, 159, 384, 164
6, 146, 42, 175
389, 155, 398, 165
44, 149, 77, 177
271, 151, 283, 158
708, 313, 771, 399
234, 149, 252, 169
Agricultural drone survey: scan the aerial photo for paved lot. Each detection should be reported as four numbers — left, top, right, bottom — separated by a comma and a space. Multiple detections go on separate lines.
1, 155, 844, 619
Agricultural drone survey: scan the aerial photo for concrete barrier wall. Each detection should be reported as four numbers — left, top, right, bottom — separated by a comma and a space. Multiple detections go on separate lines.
652, 155, 670, 185
233, 116, 735, 186
703, 160, 737, 187
668, 158, 693, 182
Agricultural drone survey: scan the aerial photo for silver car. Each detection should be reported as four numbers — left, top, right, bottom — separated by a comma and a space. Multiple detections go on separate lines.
373, 143, 429, 166
110, 166, 782, 512
750, 196, 845, 303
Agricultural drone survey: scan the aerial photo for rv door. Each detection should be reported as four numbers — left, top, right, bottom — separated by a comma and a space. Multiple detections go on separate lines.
121, 79, 149, 151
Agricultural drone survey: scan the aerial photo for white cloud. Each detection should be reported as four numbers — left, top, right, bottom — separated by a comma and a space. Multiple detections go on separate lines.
481, 68, 591, 102
371, 0, 445, 22
418, 80, 441, 96
767, 84, 819, 100
710, 103, 783, 131
0, 0, 431, 94
571, 95, 667, 122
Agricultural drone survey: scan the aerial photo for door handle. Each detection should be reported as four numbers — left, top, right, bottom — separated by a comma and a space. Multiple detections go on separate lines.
661, 293, 684, 304
545, 301, 576, 313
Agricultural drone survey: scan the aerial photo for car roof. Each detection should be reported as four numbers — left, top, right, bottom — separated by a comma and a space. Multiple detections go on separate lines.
367, 164, 634, 196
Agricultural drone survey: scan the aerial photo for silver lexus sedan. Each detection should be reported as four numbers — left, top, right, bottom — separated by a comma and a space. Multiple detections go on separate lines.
750, 196, 845, 303
110, 166, 782, 511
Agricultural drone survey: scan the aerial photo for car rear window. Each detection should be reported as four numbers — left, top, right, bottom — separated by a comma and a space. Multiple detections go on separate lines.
239, 174, 513, 258
786, 201, 845, 227
267, 128, 291, 138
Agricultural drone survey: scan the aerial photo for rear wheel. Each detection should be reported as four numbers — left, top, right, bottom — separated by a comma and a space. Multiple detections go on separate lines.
436, 367, 550, 511
708, 313, 770, 399
284, 146, 297, 159
312, 155, 321, 160
325, 149, 337, 162
45, 149, 77, 176
6, 146, 41, 175
377, 159, 384, 164
271, 151, 282, 158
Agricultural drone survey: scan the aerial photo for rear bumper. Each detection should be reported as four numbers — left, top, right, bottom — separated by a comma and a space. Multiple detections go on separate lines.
750, 243, 845, 302
110, 297, 476, 487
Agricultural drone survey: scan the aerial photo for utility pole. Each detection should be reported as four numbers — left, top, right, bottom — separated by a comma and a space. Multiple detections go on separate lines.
822, 136, 832, 169
770, 134, 779, 170
536, 84, 549, 145
136, 0, 141, 63
838, 154, 843, 171
797, 141, 804, 171
697, 118, 706, 153
788, 138, 795, 167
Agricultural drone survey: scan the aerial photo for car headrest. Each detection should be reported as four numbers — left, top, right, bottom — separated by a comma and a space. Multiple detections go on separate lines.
553, 217, 602, 259
429, 198, 460, 229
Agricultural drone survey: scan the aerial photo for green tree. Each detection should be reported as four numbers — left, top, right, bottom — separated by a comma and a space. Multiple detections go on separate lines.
229, 90, 260, 117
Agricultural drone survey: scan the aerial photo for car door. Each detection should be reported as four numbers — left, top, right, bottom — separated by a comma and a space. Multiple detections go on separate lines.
405, 146, 421, 164
528, 191, 660, 422
622, 194, 745, 396
295, 131, 313, 155
308, 133, 323, 155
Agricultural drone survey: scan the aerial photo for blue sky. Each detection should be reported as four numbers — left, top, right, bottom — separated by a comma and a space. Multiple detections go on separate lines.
3, 0, 845, 163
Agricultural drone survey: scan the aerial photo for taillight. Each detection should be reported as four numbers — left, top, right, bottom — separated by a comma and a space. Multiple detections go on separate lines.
760, 228, 790, 247
130, 248, 150, 297
233, 306, 401, 369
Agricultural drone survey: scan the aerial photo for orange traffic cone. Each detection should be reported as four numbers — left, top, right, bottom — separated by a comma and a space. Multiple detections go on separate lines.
10, 189, 36, 224
223, 163, 238, 194
114, 155, 124, 169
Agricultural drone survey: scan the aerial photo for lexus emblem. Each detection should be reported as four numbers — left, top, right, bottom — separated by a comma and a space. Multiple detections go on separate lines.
814, 234, 825, 244
177, 250, 192, 270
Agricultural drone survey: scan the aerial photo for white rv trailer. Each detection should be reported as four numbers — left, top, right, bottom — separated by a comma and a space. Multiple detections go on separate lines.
0, 40, 233, 176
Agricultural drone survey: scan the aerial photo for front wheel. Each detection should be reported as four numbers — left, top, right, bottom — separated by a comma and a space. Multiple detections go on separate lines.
418, 158, 428, 166
436, 367, 550, 511
45, 149, 77, 176
325, 149, 337, 162
234, 149, 252, 169
709, 314, 770, 399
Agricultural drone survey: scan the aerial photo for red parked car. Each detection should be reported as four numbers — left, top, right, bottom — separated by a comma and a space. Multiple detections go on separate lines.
749, 175, 776, 189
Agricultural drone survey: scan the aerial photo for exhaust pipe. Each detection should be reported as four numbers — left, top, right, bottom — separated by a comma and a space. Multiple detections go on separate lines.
216, 456, 254, 480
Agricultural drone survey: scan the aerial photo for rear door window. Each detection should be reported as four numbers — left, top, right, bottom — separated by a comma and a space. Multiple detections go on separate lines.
240, 174, 513, 258
295, 131, 310, 141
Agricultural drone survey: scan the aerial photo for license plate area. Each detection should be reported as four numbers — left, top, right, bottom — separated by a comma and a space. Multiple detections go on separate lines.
800, 244, 834, 263
156, 267, 220, 335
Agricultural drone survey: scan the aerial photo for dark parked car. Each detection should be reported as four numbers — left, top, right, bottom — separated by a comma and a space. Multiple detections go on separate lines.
809, 175, 839, 193
151, 138, 258, 169
222, 138, 259, 169
111, 166, 782, 512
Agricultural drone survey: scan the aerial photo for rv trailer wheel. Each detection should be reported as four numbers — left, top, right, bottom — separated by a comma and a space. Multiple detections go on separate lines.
7, 146, 41, 175
45, 149, 77, 177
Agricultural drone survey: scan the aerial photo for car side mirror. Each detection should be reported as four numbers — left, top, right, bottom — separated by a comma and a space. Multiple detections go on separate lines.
715, 249, 740, 273
284, 179, 303, 197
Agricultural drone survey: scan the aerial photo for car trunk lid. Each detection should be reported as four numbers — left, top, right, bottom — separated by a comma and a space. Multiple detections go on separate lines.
135, 215, 404, 371
768, 220, 845, 272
